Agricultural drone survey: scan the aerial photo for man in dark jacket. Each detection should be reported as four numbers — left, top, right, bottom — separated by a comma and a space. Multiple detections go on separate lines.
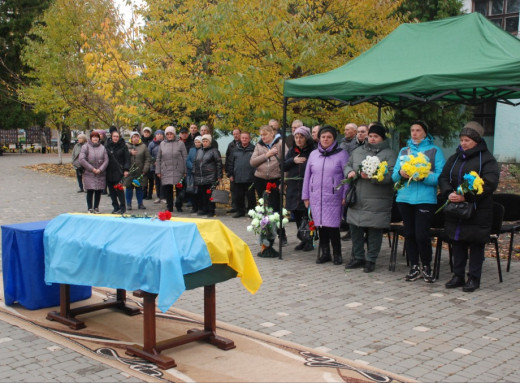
225, 128, 241, 213
227, 132, 256, 218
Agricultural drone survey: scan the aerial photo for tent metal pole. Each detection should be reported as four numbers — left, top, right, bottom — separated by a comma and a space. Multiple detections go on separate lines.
279, 97, 288, 259
378, 99, 382, 121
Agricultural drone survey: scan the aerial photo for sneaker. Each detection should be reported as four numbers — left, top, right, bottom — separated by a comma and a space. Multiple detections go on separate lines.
153, 199, 161, 204
88, 209, 94, 214
422, 265, 435, 283
160, 199, 167, 203
93, 208, 99, 214
138, 204, 146, 210
127, 205, 133, 211
405, 265, 421, 281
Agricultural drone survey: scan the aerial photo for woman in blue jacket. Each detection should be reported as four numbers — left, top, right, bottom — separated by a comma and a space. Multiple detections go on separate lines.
392, 121, 445, 283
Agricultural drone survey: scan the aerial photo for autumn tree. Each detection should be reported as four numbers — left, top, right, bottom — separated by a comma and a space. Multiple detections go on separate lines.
20, 0, 129, 134
135, 0, 403, 131
0, 0, 51, 130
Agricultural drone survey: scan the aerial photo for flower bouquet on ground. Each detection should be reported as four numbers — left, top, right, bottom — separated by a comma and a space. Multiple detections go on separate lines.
247, 183, 289, 258
436, 171, 484, 216
394, 152, 431, 191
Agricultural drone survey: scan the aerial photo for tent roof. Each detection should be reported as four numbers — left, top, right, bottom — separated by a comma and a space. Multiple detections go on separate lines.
283, 12, 520, 108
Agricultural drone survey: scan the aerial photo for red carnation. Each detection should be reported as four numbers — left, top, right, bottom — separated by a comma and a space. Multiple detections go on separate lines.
209, 197, 214, 201
158, 210, 172, 221
266, 182, 277, 192
176, 183, 183, 189
206, 189, 212, 194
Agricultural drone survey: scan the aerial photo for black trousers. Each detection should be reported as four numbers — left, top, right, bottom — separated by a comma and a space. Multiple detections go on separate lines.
235, 182, 256, 214
86, 190, 102, 210
318, 226, 341, 255
398, 202, 435, 267
146, 171, 155, 198
197, 184, 215, 214
163, 184, 174, 212
76, 169, 83, 191
452, 241, 485, 280
107, 181, 125, 211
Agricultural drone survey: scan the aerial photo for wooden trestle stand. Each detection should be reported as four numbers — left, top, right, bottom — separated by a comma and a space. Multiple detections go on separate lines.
125, 285, 236, 369
46, 285, 140, 330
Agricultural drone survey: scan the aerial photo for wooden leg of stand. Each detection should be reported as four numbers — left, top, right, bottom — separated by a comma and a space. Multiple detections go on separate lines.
126, 291, 176, 369
47, 287, 139, 330
204, 285, 235, 350
46, 284, 86, 330
116, 289, 141, 316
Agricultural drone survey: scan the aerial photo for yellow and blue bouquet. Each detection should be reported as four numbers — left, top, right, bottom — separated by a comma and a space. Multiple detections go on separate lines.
394, 152, 431, 191
435, 171, 484, 214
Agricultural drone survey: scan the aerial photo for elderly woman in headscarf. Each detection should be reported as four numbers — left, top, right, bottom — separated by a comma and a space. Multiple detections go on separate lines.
156, 126, 187, 213
79, 130, 109, 213
343, 123, 397, 273
285, 126, 315, 252
302, 125, 349, 265
125, 131, 151, 210
439, 121, 499, 292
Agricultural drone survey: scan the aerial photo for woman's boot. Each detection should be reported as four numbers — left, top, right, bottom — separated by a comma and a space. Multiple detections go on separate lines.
316, 243, 332, 264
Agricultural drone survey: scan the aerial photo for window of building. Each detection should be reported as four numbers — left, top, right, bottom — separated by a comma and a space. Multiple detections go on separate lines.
471, 101, 497, 135
474, 0, 520, 34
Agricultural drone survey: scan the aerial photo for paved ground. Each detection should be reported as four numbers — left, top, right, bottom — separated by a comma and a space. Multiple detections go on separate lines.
1, 152, 520, 382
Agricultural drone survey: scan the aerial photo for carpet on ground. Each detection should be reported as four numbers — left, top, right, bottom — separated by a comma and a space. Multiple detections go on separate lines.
0, 285, 412, 383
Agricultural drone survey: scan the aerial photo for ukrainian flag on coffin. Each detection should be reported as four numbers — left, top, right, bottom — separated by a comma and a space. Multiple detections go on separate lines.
44, 213, 262, 312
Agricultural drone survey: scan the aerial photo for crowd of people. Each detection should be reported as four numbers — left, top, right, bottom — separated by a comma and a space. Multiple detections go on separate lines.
71, 118, 499, 292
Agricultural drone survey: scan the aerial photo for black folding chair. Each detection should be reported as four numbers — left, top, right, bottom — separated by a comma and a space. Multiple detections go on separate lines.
492, 193, 520, 272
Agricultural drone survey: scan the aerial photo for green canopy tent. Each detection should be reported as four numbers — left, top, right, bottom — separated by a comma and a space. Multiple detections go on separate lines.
275, 12, 520, 258
283, 12, 520, 109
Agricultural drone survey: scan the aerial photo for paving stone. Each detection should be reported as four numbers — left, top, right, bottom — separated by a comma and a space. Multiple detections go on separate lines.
2, 153, 520, 382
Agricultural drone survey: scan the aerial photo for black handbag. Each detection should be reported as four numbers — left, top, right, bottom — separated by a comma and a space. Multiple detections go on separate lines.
443, 201, 475, 220
345, 181, 357, 207
186, 173, 196, 194
297, 217, 312, 242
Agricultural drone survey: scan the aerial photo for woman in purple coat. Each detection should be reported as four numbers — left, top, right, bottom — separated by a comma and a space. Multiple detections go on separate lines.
79, 130, 109, 213
302, 125, 349, 265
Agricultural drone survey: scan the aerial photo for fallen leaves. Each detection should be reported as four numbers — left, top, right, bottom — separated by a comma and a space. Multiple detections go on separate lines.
24, 163, 76, 178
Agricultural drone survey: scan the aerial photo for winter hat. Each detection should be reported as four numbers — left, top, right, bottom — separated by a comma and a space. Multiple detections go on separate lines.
318, 125, 338, 140
294, 126, 311, 138
77, 133, 88, 141
165, 126, 176, 136
155, 129, 164, 136
143, 127, 152, 134
194, 136, 203, 143
130, 131, 141, 139
460, 121, 484, 143
368, 123, 387, 140
412, 120, 429, 134
179, 127, 189, 134
201, 134, 212, 143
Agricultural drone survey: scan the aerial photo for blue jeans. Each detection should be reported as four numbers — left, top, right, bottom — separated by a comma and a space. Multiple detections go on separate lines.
125, 186, 143, 206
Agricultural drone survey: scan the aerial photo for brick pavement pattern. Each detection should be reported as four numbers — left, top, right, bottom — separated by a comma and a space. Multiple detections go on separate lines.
1, 153, 520, 382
